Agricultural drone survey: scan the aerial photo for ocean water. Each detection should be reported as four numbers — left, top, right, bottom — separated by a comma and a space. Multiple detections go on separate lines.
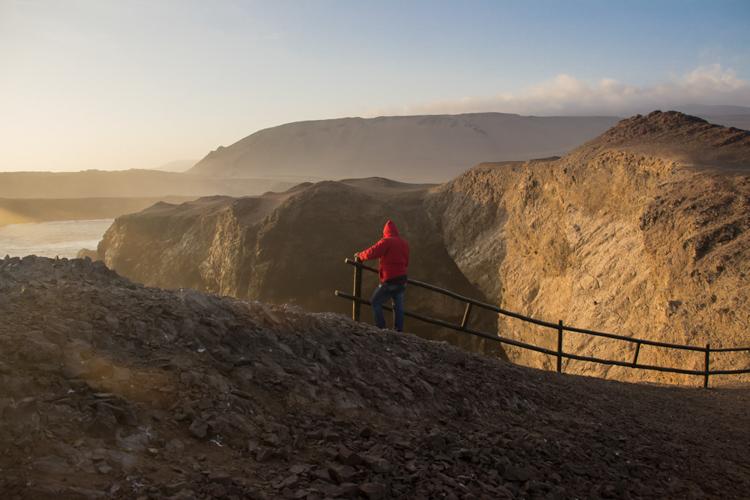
0, 219, 113, 258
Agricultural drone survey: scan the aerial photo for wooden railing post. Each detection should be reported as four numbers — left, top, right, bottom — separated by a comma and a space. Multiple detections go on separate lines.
460, 302, 473, 330
704, 343, 710, 389
632, 341, 641, 367
337, 258, 750, 385
352, 258, 362, 321
557, 320, 564, 373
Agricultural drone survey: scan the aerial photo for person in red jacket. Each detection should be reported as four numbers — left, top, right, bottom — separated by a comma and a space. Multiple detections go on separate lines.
355, 219, 409, 332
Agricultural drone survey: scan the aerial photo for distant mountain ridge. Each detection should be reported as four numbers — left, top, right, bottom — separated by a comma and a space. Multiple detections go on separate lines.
189, 113, 621, 182
153, 159, 197, 172
188, 109, 750, 183
0, 169, 294, 199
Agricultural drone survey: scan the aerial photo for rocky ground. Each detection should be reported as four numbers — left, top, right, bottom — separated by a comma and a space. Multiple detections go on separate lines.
1, 256, 749, 499
586, 111, 750, 168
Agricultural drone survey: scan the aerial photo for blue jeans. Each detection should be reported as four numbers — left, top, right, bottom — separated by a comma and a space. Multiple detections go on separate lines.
370, 282, 406, 332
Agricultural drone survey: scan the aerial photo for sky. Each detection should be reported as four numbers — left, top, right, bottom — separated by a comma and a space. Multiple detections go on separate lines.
1, 0, 750, 171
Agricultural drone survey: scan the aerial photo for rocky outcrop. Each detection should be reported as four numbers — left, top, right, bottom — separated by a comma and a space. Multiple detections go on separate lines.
99, 112, 749, 384
582, 111, 750, 167
98, 179, 499, 353
76, 248, 99, 261
1, 256, 749, 498
426, 111, 750, 384
189, 113, 620, 182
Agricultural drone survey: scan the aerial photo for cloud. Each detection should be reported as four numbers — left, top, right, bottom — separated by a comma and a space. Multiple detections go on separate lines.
386, 65, 750, 116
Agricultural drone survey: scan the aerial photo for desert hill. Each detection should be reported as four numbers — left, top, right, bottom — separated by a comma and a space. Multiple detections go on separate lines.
580, 111, 750, 167
97, 178, 498, 353
95, 111, 749, 385
187, 110, 750, 183
2, 256, 749, 498
426, 111, 750, 384
0, 169, 294, 199
188, 113, 621, 182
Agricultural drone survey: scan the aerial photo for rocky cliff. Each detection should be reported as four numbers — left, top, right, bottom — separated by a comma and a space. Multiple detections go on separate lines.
426, 111, 750, 385
98, 112, 749, 385
2, 256, 749, 498
98, 179, 499, 353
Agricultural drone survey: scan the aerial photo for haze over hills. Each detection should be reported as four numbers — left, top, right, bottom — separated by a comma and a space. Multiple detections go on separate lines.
188, 108, 749, 183
0, 170, 295, 229
98, 111, 750, 385
6, 107, 743, 230
674, 104, 750, 131
0, 197, 195, 228
188, 113, 621, 182
153, 159, 198, 172
0, 170, 293, 199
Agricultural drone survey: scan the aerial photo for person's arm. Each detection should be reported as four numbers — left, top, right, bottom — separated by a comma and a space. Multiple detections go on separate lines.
357, 239, 388, 261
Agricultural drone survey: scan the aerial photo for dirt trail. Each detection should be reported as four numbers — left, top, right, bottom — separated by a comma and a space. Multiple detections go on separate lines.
1, 256, 749, 499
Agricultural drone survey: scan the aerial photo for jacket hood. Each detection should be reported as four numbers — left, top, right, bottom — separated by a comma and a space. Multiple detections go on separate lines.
383, 219, 399, 237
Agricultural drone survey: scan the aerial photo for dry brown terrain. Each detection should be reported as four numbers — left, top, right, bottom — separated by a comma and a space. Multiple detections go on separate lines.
95, 112, 749, 386
426, 111, 750, 385
97, 179, 498, 353
2, 257, 749, 499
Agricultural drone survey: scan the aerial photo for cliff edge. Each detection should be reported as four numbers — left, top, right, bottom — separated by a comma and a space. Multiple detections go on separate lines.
96, 112, 749, 385
97, 179, 498, 353
426, 111, 750, 384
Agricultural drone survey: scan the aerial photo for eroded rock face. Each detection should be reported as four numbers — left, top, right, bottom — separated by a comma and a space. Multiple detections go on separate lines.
98, 112, 749, 384
426, 112, 750, 384
1, 256, 749, 498
98, 179, 499, 354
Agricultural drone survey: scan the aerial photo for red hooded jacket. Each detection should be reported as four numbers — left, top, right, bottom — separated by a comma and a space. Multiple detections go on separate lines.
357, 220, 409, 283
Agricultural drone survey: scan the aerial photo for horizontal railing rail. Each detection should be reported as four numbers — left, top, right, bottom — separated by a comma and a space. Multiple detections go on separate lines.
335, 258, 750, 388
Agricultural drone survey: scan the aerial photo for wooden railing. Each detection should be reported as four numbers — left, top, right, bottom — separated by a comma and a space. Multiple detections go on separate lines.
335, 258, 750, 388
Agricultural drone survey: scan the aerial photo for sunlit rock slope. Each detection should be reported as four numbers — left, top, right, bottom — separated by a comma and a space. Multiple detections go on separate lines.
426, 111, 750, 385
